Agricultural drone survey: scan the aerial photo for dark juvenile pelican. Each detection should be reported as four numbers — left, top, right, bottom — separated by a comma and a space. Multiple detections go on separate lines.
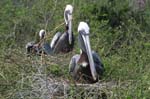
49, 4, 74, 54
26, 29, 46, 55
69, 22, 104, 83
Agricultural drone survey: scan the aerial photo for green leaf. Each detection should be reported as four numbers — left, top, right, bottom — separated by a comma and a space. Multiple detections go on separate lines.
144, 43, 150, 47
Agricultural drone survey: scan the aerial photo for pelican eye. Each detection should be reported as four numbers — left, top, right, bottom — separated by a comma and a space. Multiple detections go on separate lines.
79, 30, 89, 36
65, 10, 72, 15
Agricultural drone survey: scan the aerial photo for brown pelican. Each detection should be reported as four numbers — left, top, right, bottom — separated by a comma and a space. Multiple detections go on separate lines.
69, 22, 104, 83
50, 4, 74, 54
26, 29, 47, 55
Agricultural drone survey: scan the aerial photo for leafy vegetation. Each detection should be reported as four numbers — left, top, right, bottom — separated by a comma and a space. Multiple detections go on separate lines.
0, 0, 150, 98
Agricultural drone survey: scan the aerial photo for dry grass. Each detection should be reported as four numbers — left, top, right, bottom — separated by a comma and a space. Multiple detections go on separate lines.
1, 46, 150, 99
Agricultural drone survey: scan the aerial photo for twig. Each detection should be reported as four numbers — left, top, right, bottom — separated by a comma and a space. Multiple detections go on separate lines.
44, 0, 58, 30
